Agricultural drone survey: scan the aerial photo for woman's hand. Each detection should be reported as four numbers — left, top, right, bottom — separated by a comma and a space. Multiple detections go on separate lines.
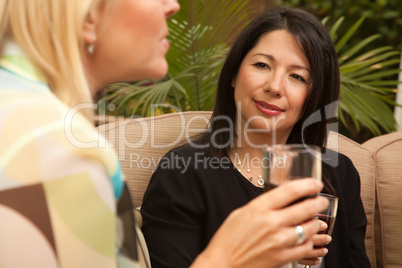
297, 232, 331, 266
191, 179, 329, 268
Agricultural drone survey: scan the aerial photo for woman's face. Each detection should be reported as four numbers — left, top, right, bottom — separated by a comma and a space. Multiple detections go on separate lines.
233, 30, 312, 144
89, 0, 180, 87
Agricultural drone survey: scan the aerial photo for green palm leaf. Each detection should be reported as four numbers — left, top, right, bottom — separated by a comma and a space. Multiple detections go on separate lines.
99, 0, 257, 117
333, 16, 401, 135
334, 16, 365, 53
98, 4, 401, 140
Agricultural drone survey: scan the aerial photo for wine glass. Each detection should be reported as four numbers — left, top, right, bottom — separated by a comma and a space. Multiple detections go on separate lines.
315, 193, 338, 236
304, 193, 338, 268
262, 144, 322, 268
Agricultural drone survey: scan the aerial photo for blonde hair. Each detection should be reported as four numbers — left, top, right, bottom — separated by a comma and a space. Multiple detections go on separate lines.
0, 0, 10, 48
1, 0, 103, 121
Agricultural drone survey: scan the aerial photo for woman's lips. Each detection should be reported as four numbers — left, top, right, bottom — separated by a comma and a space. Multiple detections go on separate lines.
161, 37, 170, 50
255, 100, 284, 116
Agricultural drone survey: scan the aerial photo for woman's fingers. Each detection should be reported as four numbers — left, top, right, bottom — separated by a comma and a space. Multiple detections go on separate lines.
278, 228, 329, 265
276, 195, 329, 226
285, 219, 324, 247
297, 234, 331, 265
298, 245, 328, 265
254, 178, 324, 210
298, 257, 322, 266
312, 234, 332, 248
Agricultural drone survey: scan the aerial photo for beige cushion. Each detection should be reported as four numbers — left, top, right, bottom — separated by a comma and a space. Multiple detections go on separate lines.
327, 131, 376, 268
97, 111, 212, 206
363, 131, 402, 268
135, 219, 151, 268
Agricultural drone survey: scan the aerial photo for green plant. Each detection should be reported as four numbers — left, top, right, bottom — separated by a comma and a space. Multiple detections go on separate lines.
98, 0, 257, 117
328, 16, 401, 136
98, 3, 401, 140
276, 0, 402, 52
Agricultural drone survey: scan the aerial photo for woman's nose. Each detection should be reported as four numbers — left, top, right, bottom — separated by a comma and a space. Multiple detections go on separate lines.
164, 0, 180, 18
264, 75, 283, 97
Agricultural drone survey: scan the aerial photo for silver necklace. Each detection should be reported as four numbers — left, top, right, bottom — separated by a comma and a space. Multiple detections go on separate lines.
235, 160, 264, 186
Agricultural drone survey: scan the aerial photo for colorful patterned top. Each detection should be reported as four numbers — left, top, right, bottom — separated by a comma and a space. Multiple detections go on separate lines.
0, 41, 138, 268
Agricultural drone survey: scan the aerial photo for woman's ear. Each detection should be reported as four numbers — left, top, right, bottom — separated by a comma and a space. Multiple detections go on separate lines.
82, 6, 101, 45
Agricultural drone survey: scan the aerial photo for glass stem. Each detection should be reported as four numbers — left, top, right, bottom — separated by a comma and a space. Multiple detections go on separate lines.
290, 261, 298, 268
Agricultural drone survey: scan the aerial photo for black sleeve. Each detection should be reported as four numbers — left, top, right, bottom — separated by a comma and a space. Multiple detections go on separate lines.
325, 152, 370, 268
342, 156, 370, 268
140, 150, 205, 268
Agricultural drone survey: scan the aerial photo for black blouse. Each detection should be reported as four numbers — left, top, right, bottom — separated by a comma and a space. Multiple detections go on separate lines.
141, 144, 370, 268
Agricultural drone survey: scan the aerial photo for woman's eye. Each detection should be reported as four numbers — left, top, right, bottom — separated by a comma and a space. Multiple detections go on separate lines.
291, 74, 306, 83
254, 62, 269, 69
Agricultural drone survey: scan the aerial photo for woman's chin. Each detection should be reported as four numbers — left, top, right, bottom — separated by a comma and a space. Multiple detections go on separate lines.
148, 65, 169, 80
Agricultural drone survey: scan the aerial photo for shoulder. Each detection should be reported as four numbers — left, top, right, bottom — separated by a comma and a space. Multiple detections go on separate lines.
0, 68, 69, 131
159, 143, 207, 167
0, 70, 122, 196
0, 68, 99, 147
322, 148, 356, 173
322, 148, 361, 194
169, 142, 205, 157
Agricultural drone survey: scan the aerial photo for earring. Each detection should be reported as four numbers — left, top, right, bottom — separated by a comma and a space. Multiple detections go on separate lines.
88, 43, 95, 54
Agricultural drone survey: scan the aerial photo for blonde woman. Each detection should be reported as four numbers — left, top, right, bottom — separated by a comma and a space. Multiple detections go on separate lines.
0, 1, 328, 268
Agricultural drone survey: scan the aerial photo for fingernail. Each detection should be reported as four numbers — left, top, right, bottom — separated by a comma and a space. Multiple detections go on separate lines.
321, 222, 328, 230
327, 236, 332, 243
315, 180, 323, 188
323, 248, 328, 254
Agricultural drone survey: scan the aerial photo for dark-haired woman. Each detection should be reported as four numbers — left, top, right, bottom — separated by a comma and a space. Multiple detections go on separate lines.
141, 6, 370, 268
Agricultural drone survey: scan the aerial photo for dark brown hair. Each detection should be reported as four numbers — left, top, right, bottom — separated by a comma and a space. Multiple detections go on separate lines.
196, 6, 339, 194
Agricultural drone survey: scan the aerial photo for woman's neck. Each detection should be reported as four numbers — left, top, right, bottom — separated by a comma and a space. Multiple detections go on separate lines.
234, 125, 289, 149
228, 141, 269, 188
228, 126, 289, 170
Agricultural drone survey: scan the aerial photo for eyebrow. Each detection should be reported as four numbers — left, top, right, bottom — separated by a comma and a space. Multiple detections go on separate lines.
253, 53, 311, 74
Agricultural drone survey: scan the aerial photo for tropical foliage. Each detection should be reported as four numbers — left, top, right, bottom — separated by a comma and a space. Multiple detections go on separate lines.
276, 0, 402, 52
328, 16, 401, 136
97, 1, 401, 140
98, 0, 258, 117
